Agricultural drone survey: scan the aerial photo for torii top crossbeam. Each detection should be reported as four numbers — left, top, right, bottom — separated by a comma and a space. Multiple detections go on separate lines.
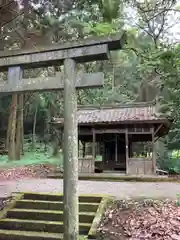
0, 32, 126, 69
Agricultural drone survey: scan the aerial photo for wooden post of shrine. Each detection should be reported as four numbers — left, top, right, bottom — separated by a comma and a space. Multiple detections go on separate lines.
115, 134, 118, 162
92, 128, 96, 160
152, 127, 156, 174
125, 129, 129, 174
78, 140, 80, 157
83, 141, 86, 157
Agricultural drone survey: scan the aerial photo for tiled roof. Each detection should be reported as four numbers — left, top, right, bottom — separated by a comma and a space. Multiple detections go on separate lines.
53, 103, 168, 125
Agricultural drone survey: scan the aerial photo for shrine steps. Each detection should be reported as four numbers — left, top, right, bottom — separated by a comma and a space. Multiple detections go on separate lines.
0, 192, 110, 240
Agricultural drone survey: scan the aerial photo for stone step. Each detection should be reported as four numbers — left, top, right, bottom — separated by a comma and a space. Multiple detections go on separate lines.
15, 199, 99, 212
7, 208, 95, 223
23, 192, 102, 203
0, 230, 87, 240
0, 218, 90, 234
0, 229, 62, 240
52, 168, 63, 173
47, 174, 62, 179
0, 192, 102, 239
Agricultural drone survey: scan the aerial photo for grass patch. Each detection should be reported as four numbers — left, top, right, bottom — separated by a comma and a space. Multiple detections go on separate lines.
0, 151, 63, 169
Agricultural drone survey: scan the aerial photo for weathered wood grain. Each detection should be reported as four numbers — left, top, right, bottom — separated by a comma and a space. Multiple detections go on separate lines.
0, 72, 104, 93
0, 44, 109, 69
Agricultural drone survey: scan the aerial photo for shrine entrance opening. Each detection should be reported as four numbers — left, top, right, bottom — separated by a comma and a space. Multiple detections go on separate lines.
103, 133, 126, 172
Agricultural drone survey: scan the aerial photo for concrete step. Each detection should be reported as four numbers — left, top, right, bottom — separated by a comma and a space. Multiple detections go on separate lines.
0, 218, 91, 234
0, 230, 62, 240
0, 229, 63, 240
7, 208, 95, 223
47, 173, 62, 179
1, 192, 102, 239
0, 230, 87, 240
23, 192, 102, 203
15, 199, 99, 212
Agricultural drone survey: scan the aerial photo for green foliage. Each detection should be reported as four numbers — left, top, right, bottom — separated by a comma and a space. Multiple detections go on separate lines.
177, 194, 180, 206
0, 140, 63, 168
99, 0, 121, 22
157, 45, 180, 151
0, 0, 180, 171
85, 22, 118, 35
158, 152, 180, 174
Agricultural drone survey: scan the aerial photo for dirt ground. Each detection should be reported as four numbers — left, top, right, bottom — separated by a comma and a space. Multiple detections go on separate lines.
0, 165, 179, 200
0, 164, 55, 180
98, 199, 180, 240
0, 165, 179, 240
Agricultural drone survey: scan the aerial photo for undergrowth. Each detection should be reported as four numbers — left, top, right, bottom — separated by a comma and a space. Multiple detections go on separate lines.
0, 140, 63, 168
177, 194, 180, 206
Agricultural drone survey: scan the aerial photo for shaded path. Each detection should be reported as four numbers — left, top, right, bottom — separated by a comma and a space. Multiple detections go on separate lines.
0, 179, 179, 199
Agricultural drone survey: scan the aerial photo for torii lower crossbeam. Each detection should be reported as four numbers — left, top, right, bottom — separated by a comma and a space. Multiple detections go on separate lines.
0, 32, 126, 240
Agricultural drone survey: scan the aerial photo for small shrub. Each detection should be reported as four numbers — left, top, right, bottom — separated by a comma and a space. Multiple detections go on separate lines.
177, 194, 180, 206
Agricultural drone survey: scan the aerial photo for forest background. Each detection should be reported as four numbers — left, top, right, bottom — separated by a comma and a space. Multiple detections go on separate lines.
0, 0, 180, 173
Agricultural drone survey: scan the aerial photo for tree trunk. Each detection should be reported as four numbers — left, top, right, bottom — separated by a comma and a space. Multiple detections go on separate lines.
6, 105, 13, 149
8, 94, 18, 160
44, 107, 51, 152
52, 135, 59, 156
13, 0, 29, 158
15, 94, 24, 160
32, 103, 38, 150
52, 130, 62, 157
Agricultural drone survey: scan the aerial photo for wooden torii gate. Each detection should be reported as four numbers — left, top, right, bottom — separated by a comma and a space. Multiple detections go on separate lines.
0, 32, 126, 239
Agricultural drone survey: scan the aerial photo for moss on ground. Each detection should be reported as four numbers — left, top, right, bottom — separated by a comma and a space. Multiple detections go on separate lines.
0, 151, 63, 169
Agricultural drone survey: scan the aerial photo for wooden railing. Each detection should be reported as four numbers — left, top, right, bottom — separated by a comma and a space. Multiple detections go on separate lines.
127, 157, 154, 175
78, 157, 95, 173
